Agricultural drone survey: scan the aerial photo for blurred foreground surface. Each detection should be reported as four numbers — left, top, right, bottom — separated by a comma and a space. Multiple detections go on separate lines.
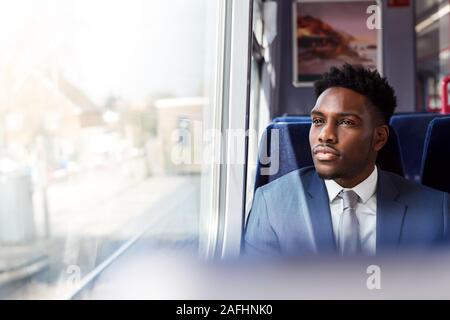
80, 246, 450, 300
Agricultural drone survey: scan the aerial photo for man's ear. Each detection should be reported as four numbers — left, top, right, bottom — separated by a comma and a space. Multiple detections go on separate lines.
373, 125, 389, 152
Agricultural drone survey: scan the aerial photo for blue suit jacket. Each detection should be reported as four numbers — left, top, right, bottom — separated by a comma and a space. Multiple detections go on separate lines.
244, 166, 450, 256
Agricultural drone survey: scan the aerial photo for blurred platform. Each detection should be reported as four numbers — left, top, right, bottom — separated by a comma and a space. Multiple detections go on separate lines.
0, 241, 49, 287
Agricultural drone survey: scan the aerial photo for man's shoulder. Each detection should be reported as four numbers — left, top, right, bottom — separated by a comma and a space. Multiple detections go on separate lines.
380, 170, 447, 200
257, 166, 316, 195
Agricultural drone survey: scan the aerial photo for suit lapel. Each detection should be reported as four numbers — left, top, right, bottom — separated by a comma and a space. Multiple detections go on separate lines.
305, 171, 337, 254
376, 171, 407, 254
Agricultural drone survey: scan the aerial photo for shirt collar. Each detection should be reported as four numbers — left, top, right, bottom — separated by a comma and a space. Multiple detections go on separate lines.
324, 166, 378, 204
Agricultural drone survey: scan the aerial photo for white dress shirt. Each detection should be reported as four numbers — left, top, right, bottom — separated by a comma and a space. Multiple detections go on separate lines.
324, 166, 378, 255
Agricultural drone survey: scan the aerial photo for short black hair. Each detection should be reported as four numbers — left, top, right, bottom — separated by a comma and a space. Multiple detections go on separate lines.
314, 64, 397, 124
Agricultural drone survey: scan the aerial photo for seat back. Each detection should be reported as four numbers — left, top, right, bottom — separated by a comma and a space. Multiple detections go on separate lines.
377, 127, 405, 178
254, 122, 312, 190
390, 113, 444, 181
421, 117, 450, 193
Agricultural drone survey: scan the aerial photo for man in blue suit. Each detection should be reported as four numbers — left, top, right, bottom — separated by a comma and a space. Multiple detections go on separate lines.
244, 64, 450, 256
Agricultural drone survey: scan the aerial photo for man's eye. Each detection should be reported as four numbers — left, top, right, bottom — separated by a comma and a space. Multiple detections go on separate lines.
339, 119, 354, 126
312, 118, 324, 125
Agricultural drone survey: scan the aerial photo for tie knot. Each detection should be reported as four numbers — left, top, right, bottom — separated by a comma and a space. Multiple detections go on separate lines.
341, 189, 359, 210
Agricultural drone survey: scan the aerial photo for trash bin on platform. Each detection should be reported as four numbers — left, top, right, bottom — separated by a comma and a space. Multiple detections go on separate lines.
0, 166, 36, 245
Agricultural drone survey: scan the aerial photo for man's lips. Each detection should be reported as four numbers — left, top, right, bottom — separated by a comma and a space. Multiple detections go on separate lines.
312, 145, 340, 161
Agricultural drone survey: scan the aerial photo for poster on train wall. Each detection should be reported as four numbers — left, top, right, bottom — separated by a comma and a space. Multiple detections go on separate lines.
293, 0, 382, 87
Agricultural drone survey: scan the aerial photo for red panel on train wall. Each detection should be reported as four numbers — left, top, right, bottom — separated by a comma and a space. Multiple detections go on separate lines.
441, 76, 450, 114
387, 0, 410, 7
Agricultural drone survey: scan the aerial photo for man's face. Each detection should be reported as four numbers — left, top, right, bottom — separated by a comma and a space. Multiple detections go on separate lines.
309, 87, 385, 185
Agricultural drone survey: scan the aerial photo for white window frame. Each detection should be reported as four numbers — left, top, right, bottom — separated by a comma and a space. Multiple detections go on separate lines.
215, 0, 253, 259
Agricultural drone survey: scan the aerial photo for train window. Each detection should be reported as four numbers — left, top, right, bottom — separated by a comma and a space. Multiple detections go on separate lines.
0, 0, 250, 299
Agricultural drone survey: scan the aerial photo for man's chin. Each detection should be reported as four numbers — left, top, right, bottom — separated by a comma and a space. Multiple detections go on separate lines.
317, 172, 339, 180
314, 165, 341, 180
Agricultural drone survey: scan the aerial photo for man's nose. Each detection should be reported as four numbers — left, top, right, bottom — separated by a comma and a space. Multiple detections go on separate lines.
317, 122, 337, 143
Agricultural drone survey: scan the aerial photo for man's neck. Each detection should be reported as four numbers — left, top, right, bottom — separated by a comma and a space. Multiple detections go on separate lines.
334, 165, 376, 189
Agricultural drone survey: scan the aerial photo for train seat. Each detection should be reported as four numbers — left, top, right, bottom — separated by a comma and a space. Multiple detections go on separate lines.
420, 117, 450, 193
390, 113, 444, 181
254, 122, 312, 190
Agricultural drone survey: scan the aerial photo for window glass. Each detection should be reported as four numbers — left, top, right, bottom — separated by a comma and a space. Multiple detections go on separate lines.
0, 0, 224, 299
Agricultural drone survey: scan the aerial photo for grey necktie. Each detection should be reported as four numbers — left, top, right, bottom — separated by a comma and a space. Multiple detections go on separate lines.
338, 190, 360, 256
